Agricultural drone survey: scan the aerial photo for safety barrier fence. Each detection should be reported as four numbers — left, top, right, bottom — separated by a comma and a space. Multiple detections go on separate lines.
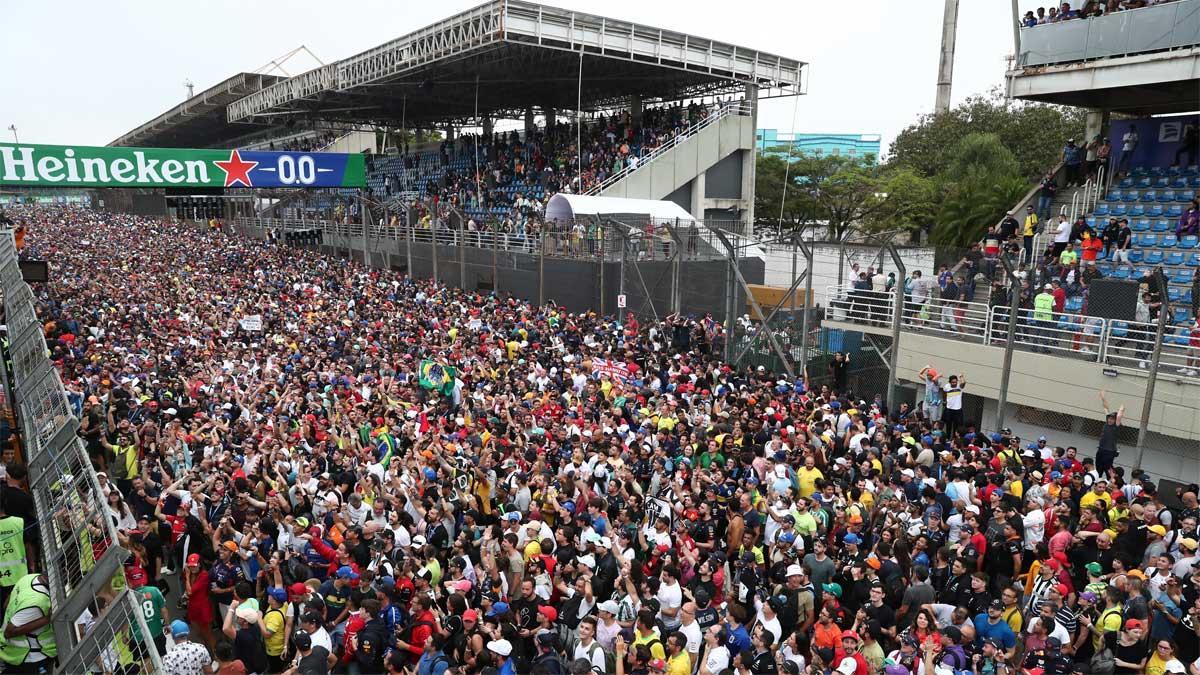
235, 216, 734, 263
1018, 0, 1200, 67
0, 231, 163, 673
824, 283, 1200, 378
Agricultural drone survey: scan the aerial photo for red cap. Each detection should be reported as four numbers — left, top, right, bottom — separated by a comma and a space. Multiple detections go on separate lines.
538, 606, 558, 622
186, 553, 201, 567
1055, 583, 1070, 596
841, 630, 861, 641
1124, 619, 1143, 631
1045, 559, 1061, 571
463, 609, 479, 621
288, 582, 309, 599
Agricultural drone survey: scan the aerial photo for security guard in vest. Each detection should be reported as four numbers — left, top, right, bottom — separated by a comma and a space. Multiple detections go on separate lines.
0, 573, 56, 673
1033, 284, 1057, 353
0, 499, 26, 608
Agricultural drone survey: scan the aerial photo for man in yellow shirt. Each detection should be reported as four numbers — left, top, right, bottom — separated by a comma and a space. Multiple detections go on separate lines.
797, 455, 824, 499
1079, 480, 1111, 511
665, 632, 691, 675
633, 612, 667, 660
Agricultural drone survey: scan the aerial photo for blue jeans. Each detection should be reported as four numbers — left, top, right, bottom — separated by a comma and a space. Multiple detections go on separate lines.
1037, 195, 1053, 222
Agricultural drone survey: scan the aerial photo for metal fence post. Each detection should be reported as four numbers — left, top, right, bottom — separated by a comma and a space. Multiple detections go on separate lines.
538, 231, 545, 306
599, 225, 606, 316
431, 216, 440, 285
996, 255, 1023, 431
1131, 268, 1172, 472
405, 219, 414, 278
800, 235, 815, 368
884, 243, 907, 410
492, 228, 499, 295
459, 215, 466, 290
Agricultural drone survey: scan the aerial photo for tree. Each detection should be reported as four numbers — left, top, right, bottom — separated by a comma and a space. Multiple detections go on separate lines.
888, 88, 1087, 179
862, 167, 938, 238
931, 133, 1029, 247
753, 153, 819, 232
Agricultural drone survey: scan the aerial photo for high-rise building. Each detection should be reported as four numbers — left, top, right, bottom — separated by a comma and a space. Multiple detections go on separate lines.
755, 130, 881, 162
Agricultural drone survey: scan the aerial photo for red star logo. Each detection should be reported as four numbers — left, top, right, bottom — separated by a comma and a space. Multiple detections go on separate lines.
214, 150, 258, 188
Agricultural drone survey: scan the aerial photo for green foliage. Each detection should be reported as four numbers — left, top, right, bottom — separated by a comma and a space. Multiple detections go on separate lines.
889, 88, 1086, 179
754, 153, 937, 239
932, 134, 1029, 247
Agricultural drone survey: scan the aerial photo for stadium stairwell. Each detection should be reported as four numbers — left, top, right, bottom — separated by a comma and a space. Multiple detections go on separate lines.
586, 101, 758, 226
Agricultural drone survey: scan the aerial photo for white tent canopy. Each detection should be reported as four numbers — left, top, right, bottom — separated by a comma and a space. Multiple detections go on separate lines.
544, 193, 696, 224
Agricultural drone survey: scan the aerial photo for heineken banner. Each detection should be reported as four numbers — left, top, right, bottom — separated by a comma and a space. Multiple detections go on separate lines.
0, 142, 366, 189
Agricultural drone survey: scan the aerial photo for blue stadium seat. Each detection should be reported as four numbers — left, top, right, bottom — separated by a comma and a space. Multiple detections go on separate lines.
1184, 289, 1195, 306
1186, 165, 1199, 176
1124, 190, 1140, 202
1147, 205, 1165, 217
1096, 262, 1113, 275
1180, 235, 1199, 250
1140, 190, 1157, 203
1129, 204, 1146, 217
1145, 251, 1164, 264
1112, 204, 1128, 217
1191, 176, 1200, 188
1150, 166, 1166, 177
1179, 189, 1196, 202
1162, 235, 1179, 248
1171, 269, 1192, 284
1166, 252, 1185, 266
1173, 307, 1191, 324
1094, 203, 1110, 216
1110, 268, 1131, 279
1128, 250, 1144, 264
1171, 177, 1188, 189
1158, 190, 1175, 203
1117, 177, 1134, 189
1140, 234, 1160, 247
1189, 254, 1200, 267
1168, 287, 1182, 302
1086, 216, 1098, 229
1153, 176, 1171, 188
1065, 297, 1083, 313
1167, 204, 1184, 217
1107, 188, 1124, 201
1133, 218, 1151, 232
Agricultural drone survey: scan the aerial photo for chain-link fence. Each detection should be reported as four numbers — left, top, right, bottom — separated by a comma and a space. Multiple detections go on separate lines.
0, 231, 163, 673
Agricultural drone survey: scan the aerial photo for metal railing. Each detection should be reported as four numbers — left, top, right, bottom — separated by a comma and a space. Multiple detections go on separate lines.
585, 100, 753, 196
1018, 0, 1200, 67
0, 231, 163, 673
823, 283, 1199, 378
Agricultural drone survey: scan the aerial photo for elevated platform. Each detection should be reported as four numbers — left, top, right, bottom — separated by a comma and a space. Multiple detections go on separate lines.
1007, 0, 1200, 114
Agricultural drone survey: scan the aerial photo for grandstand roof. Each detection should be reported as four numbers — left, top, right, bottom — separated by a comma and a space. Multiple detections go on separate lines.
109, 72, 285, 148
225, 0, 805, 128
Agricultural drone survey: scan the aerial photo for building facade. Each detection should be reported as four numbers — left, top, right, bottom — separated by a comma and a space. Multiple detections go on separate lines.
756, 130, 881, 162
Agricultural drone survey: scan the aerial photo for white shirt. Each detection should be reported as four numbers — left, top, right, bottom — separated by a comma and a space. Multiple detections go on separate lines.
1022, 509, 1046, 550
943, 383, 963, 411
572, 639, 608, 671
1055, 220, 1071, 243
657, 581, 683, 627
679, 620, 703, 657
703, 644, 731, 674
1122, 130, 1138, 152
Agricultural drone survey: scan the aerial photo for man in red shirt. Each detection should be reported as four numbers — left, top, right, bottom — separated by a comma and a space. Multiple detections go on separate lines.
393, 595, 437, 665
1050, 280, 1067, 313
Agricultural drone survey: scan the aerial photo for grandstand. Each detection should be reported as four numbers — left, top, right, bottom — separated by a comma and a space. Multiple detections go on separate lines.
113, 0, 803, 231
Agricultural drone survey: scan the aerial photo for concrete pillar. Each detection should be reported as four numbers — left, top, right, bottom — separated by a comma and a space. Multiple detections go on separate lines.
630, 95, 644, 128
690, 174, 706, 222
1084, 109, 1107, 145
544, 107, 557, 152
445, 125, 456, 142
741, 83, 759, 231
525, 106, 536, 139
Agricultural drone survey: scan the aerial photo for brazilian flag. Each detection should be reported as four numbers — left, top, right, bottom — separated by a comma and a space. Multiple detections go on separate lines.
418, 359, 457, 396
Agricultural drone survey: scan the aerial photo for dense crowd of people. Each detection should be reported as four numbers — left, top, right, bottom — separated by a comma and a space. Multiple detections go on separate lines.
5, 203, 1200, 675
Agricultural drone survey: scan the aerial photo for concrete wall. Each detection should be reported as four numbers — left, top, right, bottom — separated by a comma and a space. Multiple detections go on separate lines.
242, 225, 763, 320
822, 318, 1200, 480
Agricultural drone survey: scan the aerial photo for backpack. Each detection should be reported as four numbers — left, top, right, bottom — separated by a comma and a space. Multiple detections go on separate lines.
355, 621, 389, 670
584, 641, 617, 674
1090, 647, 1115, 675
533, 652, 566, 675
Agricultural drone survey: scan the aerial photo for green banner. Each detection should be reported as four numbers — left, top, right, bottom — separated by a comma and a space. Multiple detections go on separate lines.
0, 142, 366, 189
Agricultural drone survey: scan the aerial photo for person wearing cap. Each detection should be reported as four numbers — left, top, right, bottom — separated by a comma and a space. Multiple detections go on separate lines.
182, 552, 216, 651
210, 540, 247, 620
315, 565, 355, 647
222, 598, 268, 675
161, 619, 213, 675
281, 629, 334, 675
836, 629, 869, 675
1033, 283, 1057, 353
485, 637, 514, 675
261, 587, 291, 672
973, 599, 1016, 656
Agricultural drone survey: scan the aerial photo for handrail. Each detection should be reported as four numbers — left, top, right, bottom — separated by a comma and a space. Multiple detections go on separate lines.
584, 100, 753, 196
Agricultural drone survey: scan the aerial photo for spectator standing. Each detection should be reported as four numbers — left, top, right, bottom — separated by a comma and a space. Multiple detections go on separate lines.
1062, 139, 1083, 187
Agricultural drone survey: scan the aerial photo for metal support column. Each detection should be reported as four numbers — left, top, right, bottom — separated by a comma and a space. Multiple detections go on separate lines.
431, 217, 439, 285
492, 229, 499, 294
881, 243, 907, 409
459, 216, 466, 289
799, 235, 815, 367
671, 221, 682, 314
538, 233, 545, 306
360, 192, 369, 258
715, 230, 795, 377
599, 225, 606, 316
405, 220, 414, 277
996, 255, 1023, 431
1131, 268, 1172, 471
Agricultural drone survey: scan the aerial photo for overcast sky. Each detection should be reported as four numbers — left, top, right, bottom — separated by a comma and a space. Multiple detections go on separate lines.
1, 0, 1016, 156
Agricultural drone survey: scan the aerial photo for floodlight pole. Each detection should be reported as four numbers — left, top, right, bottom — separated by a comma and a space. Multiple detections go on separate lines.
1131, 267, 1172, 472
995, 254, 1023, 431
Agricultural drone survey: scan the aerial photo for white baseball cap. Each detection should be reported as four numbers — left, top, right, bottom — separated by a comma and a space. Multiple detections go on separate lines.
838, 657, 859, 675
487, 639, 513, 656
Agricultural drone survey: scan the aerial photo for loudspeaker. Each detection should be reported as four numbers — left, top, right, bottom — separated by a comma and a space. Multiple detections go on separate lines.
1085, 278, 1140, 322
